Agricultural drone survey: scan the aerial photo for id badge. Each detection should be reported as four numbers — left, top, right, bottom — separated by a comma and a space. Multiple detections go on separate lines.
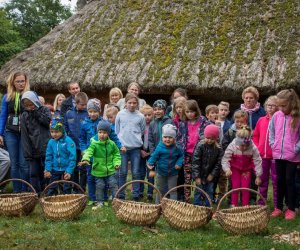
12, 116, 19, 126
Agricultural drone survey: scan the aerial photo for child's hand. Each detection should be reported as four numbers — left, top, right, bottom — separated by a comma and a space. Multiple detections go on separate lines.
64, 173, 71, 180
195, 178, 201, 185
149, 170, 156, 178
225, 169, 232, 177
175, 165, 181, 170
255, 176, 261, 186
140, 150, 149, 158
207, 174, 213, 182
44, 171, 51, 178
78, 161, 89, 167
147, 164, 154, 170
120, 146, 126, 153
115, 165, 120, 170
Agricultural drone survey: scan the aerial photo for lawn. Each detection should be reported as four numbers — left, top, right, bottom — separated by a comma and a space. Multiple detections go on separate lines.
0, 192, 299, 250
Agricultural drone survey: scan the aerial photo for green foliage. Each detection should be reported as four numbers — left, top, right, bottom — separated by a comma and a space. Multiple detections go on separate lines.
0, 9, 25, 67
4, 0, 72, 47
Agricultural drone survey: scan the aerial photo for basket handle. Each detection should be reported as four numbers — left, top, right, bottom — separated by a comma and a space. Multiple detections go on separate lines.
216, 187, 267, 211
162, 184, 213, 208
0, 178, 37, 194
115, 180, 162, 201
41, 180, 85, 197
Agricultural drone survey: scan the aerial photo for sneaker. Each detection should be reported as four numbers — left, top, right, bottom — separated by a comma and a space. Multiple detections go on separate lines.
271, 208, 283, 218
87, 200, 96, 206
92, 202, 104, 210
285, 209, 296, 220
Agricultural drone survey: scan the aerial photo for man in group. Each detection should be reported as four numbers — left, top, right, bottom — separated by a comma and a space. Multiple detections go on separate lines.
60, 82, 81, 118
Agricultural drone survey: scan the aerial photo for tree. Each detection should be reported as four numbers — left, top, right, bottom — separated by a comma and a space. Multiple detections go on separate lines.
5, 0, 72, 47
0, 9, 26, 67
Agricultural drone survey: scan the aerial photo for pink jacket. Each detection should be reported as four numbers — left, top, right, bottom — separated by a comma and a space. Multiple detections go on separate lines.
269, 111, 300, 162
252, 115, 273, 159
222, 139, 262, 176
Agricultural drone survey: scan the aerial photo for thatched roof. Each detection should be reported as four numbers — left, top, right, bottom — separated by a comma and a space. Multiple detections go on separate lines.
1, 0, 300, 96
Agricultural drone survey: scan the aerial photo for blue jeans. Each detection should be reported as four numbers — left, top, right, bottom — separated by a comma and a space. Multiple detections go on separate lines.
47, 171, 72, 196
95, 175, 118, 202
118, 148, 141, 199
140, 157, 154, 197
5, 131, 30, 192
86, 165, 96, 201
194, 181, 214, 207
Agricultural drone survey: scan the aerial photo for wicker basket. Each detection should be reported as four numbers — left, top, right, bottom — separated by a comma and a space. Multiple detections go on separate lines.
40, 180, 87, 220
215, 188, 270, 234
161, 185, 213, 230
112, 180, 162, 226
0, 178, 38, 216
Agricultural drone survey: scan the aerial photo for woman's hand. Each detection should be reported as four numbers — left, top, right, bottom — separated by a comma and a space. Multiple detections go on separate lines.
0, 136, 4, 146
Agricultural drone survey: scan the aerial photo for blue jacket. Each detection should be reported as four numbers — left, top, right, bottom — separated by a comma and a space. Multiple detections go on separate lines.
147, 142, 184, 177
45, 135, 76, 174
222, 119, 231, 134
64, 107, 88, 149
79, 117, 122, 152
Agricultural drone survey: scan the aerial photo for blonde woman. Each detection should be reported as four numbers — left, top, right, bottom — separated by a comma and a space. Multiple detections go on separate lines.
0, 71, 30, 192
103, 87, 123, 119
53, 93, 66, 117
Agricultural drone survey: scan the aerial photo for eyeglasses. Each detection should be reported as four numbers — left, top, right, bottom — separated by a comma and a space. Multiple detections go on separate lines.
267, 104, 277, 108
14, 80, 25, 84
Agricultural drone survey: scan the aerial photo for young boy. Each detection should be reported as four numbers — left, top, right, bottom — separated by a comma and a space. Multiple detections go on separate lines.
44, 118, 76, 195
20, 91, 52, 194
79, 120, 121, 208
65, 92, 88, 191
205, 104, 219, 124
217, 101, 231, 140
147, 124, 184, 203
140, 104, 154, 201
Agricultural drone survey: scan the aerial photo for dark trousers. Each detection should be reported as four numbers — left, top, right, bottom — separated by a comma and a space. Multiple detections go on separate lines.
276, 159, 297, 211
29, 157, 45, 194
295, 168, 300, 209
48, 171, 72, 196
72, 149, 87, 192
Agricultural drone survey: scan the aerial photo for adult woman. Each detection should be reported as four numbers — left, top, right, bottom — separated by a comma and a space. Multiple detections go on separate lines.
53, 93, 66, 117
103, 87, 123, 119
0, 71, 30, 192
117, 82, 146, 110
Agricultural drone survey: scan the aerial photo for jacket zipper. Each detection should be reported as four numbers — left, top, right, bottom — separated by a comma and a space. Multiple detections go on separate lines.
105, 141, 108, 176
280, 116, 287, 159
57, 140, 61, 170
168, 147, 172, 176
264, 128, 268, 158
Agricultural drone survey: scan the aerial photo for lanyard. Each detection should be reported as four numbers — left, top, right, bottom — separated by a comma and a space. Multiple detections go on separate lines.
14, 92, 20, 115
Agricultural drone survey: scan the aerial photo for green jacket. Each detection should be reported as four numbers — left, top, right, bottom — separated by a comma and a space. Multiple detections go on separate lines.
82, 136, 121, 177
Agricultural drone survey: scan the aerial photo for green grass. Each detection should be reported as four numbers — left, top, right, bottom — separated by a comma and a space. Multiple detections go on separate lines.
0, 196, 299, 250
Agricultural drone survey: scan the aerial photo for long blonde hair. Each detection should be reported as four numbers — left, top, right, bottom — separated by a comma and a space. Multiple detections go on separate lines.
173, 97, 187, 120
109, 87, 123, 103
6, 71, 30, 101
53, 93, 66, 111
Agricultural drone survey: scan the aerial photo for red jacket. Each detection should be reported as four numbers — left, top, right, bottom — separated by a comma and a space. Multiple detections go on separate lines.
252, 115, 272, 159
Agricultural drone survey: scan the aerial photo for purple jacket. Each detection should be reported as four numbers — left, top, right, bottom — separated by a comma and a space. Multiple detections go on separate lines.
269, 111, 300, 162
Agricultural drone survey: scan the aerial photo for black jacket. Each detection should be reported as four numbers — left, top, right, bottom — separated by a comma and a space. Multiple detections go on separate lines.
60, 96, 74, 118
20, 106, 52, 160
192, 142, 223, 181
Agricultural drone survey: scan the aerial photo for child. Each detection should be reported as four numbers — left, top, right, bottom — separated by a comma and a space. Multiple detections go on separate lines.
115, 93, 146, 200
269, 89, 300, 220
65, 92, 88, 191
252, 96, 278, 207
44, 118, 76, 195
147, 124, 184, 203
20, 91, 52, 194
103, 87, 123, 119
166, 88, 188, 117
205, 104, 219, 124
140, 104, 154, 200
217, 101, 231, 140
172, 97, 187, 128
79, 120, 121, 208
105, 106, 119, 128
183, 100, 210, 202
192, 125, 223, 206
222, 126, 262, 207
79, 99, 123, 205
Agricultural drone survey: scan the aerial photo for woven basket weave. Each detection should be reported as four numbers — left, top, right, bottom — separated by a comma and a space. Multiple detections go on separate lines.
215, 188, 270, 234
112, 180, 162, 226
161, 185, 213, 230
40, 180, 87, 220
0, 178, 38, 216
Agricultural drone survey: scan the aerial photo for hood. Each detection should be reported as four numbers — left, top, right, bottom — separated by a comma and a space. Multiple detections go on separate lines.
21, 91, 41, 108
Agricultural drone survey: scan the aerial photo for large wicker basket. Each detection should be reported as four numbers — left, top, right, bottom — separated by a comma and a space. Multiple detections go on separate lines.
161, 185, 213, 230
40, 180, 87, 220
215, 188, 270, 234
112, 180, 162, 226
0, 178, 38, 216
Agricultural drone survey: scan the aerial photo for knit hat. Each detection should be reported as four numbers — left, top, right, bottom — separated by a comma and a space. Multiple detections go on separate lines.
87, 98, 101, 112
153, 99, 167, 110
97, 120, 111, 135
204, 124, 220, 140
162, 124, 177, 138
50, 118, 64, 132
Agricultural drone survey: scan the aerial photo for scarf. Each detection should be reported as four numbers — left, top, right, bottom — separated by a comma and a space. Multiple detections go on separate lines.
240, 102, 261, 113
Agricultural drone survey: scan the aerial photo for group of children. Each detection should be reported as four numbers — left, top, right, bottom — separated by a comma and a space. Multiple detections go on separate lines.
4, 80, 300, 220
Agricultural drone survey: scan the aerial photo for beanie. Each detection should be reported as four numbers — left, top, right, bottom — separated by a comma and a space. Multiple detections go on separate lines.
204, 124, 220, 140
153, 99, 167, 110
50, 118, 64, 133
162, 124, 177, 139
97, 120, 111, 135
87, 98, 101, 112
